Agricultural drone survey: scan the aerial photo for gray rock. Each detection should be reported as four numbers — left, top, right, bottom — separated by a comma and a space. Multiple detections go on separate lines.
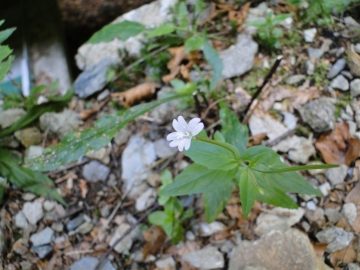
255, 207, 305, 236
195, 221, 226, 237
324, 207, 342, 223
350, 79, 360, 97
25, 146, 44, 160
82, 160, 110, 182
43, 200, 56, 212
121, 135, 156, 198
342, 70, 353, 80
316, 227, 354, 252
22, 193, 36, 201
220, 34, 258, 79
149, 87, 181, 120
100, 205, 111, 217
307, 47, 324, 59
327, 59, 347, 79
325, 164, 347, 186
320, 39, 333, 52
330, 75, 349, 91
97, 89, 111, 101
20, 261, 33, 270
114, 128, 131, 146
14, 127, 42, 147
229, 229, 328, 270
69, 256, 116, 270
318, 182, 331, 196
182, 246, 224, 269
154, 138, 176, 158
30, 227, 54, 247
15, 211, 28, 229
67, 215, 85, 231
342, 202, 357, 224
303, 28, 317, 42
286, 74, 306, 85
85, 147, 110, 164
51, 222, 64, 232
306, 201, 316, 211
155, 257, 176, 268
76, 222, 94, 234
347, 263, 360, 270
355, 44, 360, 54
39, 109, 83, 140
109, 223, 134, 254
0, 108, 26, 129
306, 60, 315, 75
74, 58, 114, 98
299, 98, 335, 132
135, 188, 157, 211
23, 201, 44, 225
31, 244, 52, 259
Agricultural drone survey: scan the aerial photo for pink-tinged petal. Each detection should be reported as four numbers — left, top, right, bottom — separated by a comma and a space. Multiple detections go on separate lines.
178, 139, 186, 151
188, 118, 201, 131
167, 132, 180, 141
191, 122, 204, 136
184, 138, 191, 150
177, 116, 188, 131
169, 140, 180, 147
173, 119, 186, 133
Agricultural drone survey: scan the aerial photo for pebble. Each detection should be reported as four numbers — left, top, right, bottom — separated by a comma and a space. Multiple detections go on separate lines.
69, 256, 116, 270
82, 160, 110, 182
316, 227, 354, 253
336, 47, 345, 57
154, 138, 176, 158
285, 74, 306, 85
43, 201, 56, 212
327, 58, 347, 79
109, 223, 135, 254
15, 211, 28, 229
114, 128, 131, 146
348, 263, 360, 270
306, 60, 315, 75
85, 148, 110, 165
135, 188, 157, 211
14, 127, 42, 148
220, 240, 235, 254
306, 201, 316, 211
77, 222, 94, 234
196, 222, 226, 237
330, 75, 349, 91
25, 145, 44, 160
97, 89, 110, 101
342, 70, 353, 80
155, 257, 176, 269
100, 205, 111, 218
0, 108, 26, 129
22, 201, 44, 225
307, 47, 324, 59
67, 215, 85, 231
350, 79, 360, 97
342, 203, 357, 224
325, 164, 348, 186
303, 28, 317, 42
318, 182, 331, 196
355, 43, 360, 54
186, 231, 196, 241
22, 193, 36, 201
324, 207, 342, 224
182, 246, 224, 269
30, 227, 54, 247
20, 261, 32, 270
320, 39, 332, 52
31, 244, 52, 259
51, 222, 64, 232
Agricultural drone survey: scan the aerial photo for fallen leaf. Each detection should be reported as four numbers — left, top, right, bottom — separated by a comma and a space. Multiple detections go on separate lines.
79, 179, 88, 199
313, 243, 327, 258
315, 122, 360, 165
111, 82, 160, 108
228, 2, 251, 31
330, 246, 356, 270
345, 182, 360, 233
248, 133, 267, 146
142, 225, 166, 258
79, 98, 109, 120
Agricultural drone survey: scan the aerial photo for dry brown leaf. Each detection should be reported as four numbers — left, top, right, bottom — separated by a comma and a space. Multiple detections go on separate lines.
226, 204, 241, 219
345, 182, 360, 233
347, 49, 360, 77
248, 133, 267, 146
228, 2, 250, 31
79, 179, 88, 199
313, 243, 327, 258
330, 246, 357, 270
142, 225, 166, 258
111, 82, 160, 108
79, 98, 109, 120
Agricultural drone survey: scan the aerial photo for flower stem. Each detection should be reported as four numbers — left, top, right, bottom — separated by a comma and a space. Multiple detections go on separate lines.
195, 136, 239, 160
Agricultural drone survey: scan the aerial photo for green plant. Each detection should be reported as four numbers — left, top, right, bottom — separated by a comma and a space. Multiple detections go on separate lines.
148, 169, 193, 243
248, 12, 291, 52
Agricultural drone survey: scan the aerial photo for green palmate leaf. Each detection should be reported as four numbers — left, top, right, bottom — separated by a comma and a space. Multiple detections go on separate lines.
0, 54, 13, 82
203, 177, 234, 222
241, 145, 322, 196
265, 164, 338, 173
0, 45, 12, 61
219, 102, 248, 155
27, 93, 190, 171
239, 169, 257, 218
158, 169, 173, 205
87, 20, 145, 44
147, 23, 175, 38
202, 38, 223, 90
0, 88, 73, 138
0, 27, 16, 44
161, 163, 237, 197
184, 36, 203, 53
255, 186, 298, 209
272, 14, 291, 25
184, 139, 239, 171
214, 131, 226, 142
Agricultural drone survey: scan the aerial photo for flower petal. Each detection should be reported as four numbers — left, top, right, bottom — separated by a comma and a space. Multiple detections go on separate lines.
178, 139, 186, 152
177, 116, 188, 131
167, 132, 180, 141
184, 138, 191, 150
188, 118, 201, 132
169, 140, 180, 147
173, 119, 186, 133
191, 122, 204, 136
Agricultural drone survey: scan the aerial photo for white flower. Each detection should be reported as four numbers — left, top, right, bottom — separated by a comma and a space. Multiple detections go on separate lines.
166, 116, 204, 151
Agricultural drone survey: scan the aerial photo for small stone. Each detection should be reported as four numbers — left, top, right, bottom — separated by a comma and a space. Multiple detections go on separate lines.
342, 203, 357, 224
336, 47, 345, 57
306, 60, 315, 75
109, 223, 133, 254
25, 146, 44, 160
97, 89, 110, 101
355, 44, 360, 54
325, 207, 342, 224
51, 222, 64, 232
22, 193, 36, 201
114, 128, 132, 146
301, 221, 311, 232
186, 231, 195, 241
327, 59, 347, 79
69, 256, 116, 270
82, 160, 110, 182
303, 28, 317, 42
30, 227, 54, 247
0, 108, 26, 129
43, 201, 56, 212
146, 173, 161, 187
15, 211, 28, 229
67, 215, 85, 231
348, 263, 360, 270
154, 138, 176, 158
85, 147, 110, 164
155, 257, 176, 269
320, 39, 333, 52
100, 205, 111, 218
197, 222, 226, 237
350, 79, 360, 97
135, 188, 157, 211
306, 201, 316, 211
14, 127, 42, 148
307, 47, 324, 59
342, 70, 353, 80
318, 182, 331, 196
220, 240, 235, 254
20, 261, 33, 270
325, 164, 348, 186
316, 227, 354, 252
330, 75, 349, 91
286, 74, 306, 85
31, 244, 52, 259
77, 222, 94, 234
182, 246, 224, 269
23, 201, 44, 225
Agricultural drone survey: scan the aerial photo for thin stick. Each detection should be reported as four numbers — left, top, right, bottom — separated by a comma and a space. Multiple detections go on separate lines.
242, 55, 283, 121
265, 129, 294, 147
95, 203, 160, 270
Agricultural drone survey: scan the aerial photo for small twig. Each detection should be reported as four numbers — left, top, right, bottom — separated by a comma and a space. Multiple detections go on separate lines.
202, 98, 227, 118
64, 249, 94, 256
193, 94, 202, 117
53, 206, 84, 222
242, 55, 283, 122
265, 129, 294, 147
95, 203, 160, 270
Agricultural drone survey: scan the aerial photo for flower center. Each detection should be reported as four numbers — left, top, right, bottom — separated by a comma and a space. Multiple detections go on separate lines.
177, 131, 193, 140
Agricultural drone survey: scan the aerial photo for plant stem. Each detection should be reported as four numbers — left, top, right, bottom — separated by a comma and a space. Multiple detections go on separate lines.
195, 136, 239, 159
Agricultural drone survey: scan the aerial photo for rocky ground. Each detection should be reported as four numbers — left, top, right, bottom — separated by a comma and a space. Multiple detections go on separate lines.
1, 0, 360, 269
